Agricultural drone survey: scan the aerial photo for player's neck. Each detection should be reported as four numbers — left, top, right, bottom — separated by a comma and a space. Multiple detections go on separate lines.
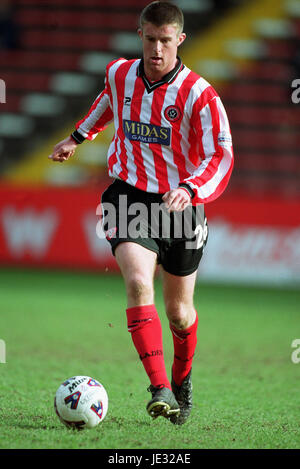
144, 57, 179, 83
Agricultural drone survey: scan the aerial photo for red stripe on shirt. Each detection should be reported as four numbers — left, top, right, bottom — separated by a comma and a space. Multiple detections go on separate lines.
172, 71, 201, 181
114, 60, 134, 181
76, 89, 113, 139
191, 96, 222, 184
149, 86, 169, 193
189, 97, 233, 203
130, 75, 148, 191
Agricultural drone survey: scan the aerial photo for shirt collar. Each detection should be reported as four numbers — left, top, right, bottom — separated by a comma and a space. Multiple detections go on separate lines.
137, 56, 184, 93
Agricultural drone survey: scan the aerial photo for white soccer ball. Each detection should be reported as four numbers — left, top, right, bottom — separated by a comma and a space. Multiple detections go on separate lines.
54, 376, 108, 430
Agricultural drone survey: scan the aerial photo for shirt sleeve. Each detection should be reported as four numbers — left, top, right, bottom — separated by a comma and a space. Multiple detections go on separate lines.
75, 89, 113, 141
180, 93, 234, 204
73, 61, 117, 141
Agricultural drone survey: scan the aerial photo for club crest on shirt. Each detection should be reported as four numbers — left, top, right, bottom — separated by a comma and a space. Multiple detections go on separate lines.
123, 119, 171, 145
164, 105, 182, 123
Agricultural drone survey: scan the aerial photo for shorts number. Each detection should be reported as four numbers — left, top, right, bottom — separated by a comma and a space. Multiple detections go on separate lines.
185, 219, 208, 250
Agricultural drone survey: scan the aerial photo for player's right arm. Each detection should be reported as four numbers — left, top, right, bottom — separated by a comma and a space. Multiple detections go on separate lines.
48, 87, 113, 163
48, 59, 120, 163
48, 88, 112, 163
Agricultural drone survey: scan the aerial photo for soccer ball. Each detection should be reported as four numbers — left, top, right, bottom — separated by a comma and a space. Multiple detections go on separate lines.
54, 376, 108, 430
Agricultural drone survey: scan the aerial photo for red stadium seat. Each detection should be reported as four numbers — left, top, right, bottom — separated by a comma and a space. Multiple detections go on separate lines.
238, 62, 292, 81
0, 51, 81, 71
15, 9, 139, 31
264, 39, 297, 60
226, 106, 300, 126
1, 71, 50, 92
233, 128, 300, 150
2, 94, 22, 112
232, 174, 300, 198
222, 83, 289, 104
21, 30, 112, 51
235, 153, 300, 173
292, 19, 300, 38
15, 0, 149, 8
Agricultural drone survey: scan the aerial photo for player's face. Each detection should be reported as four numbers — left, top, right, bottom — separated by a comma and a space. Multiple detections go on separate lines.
138, 23, 186, 81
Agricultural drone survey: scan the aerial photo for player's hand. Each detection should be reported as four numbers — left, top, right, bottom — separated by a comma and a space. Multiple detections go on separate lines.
48, 136, 78, 162
162, 188, 191, 212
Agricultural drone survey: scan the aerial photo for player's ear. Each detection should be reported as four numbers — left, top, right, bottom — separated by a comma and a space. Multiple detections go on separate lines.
177, 32, 186, 47
137, 28, 143, 39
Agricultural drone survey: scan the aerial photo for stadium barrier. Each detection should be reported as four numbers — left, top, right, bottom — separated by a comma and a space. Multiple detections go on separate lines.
0, 184, 299, 286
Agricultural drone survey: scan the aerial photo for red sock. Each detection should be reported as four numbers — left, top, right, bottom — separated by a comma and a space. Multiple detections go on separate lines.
170, 312, 198, 386
126, 304, 171, 389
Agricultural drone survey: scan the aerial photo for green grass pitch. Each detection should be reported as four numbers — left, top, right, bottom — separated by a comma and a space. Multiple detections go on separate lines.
0, 267, 299, 449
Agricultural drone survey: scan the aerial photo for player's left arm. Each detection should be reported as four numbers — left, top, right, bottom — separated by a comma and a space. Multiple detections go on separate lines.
179, 95, 234, 205
162, 186, 192, 212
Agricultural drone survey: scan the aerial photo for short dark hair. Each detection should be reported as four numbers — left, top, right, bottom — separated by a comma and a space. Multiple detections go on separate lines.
139, 1, 184, 34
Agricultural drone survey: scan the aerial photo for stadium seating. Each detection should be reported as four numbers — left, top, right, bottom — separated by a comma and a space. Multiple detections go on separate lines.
222, 8, 300, 197
15, 9, 140, 31
0, 50, 82, 70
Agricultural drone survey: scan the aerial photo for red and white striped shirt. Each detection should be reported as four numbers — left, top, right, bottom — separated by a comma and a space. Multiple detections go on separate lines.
74, 57, 234, 204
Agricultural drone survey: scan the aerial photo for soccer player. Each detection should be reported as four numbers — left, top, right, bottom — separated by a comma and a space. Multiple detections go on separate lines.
49, 1, 234, 425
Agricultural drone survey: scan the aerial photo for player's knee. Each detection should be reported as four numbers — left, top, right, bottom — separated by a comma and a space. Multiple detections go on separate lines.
126, 275, 154, 304
166, 302, 194, 330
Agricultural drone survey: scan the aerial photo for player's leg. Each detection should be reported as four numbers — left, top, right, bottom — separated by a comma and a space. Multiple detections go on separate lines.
160, 205, 207, 381
115, 241, 157, 307
163, 269, 197, 329
158, 203, 207, 424
162, 269, 198, 382
115, 242, 180, 419
162, 269, 198, 425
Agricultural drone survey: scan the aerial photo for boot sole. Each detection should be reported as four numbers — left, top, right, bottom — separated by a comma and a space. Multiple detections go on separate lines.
147, 401, 180, 419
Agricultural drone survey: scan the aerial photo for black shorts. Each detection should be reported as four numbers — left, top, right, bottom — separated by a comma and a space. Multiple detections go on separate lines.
100, 179, 208, 276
